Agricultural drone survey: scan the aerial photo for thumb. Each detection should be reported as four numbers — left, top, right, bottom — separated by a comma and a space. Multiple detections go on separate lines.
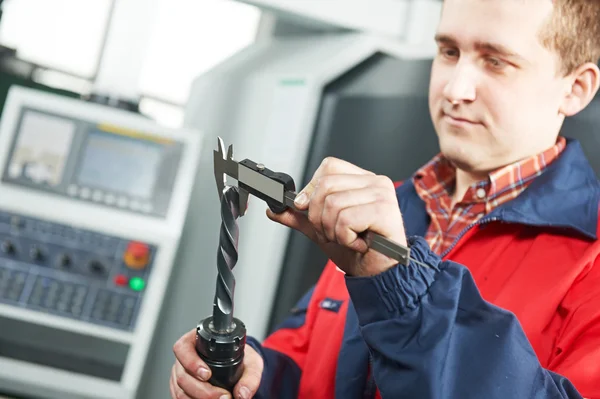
266, 208, 317, 242
234, 345, 264, 399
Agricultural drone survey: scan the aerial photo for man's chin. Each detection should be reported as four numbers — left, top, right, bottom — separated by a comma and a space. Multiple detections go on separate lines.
438, 141, 484, 172
441, 149, 504, 177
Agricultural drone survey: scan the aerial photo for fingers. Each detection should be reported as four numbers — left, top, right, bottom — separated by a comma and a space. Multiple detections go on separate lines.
172, 329, 232, 399
332, 202, 393, 253
171, 344, 265, 399
265, 157, 405, 272
320, 186, 391, 243
170, 364, 193, 399
265, 208, 317, 242
294, 157, 374, 210
267, 174, 389, 242
233, 345, 264, 399
306, 175, 393, 242
173, 329, 211, 382
173, 361, 231, 399
169, 366, 179, 398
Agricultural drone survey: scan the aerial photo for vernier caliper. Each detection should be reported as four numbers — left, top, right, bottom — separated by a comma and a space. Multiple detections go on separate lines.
213, 136, 412, 266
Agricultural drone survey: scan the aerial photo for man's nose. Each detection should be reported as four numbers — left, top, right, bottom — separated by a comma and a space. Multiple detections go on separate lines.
443, 62, 477, 104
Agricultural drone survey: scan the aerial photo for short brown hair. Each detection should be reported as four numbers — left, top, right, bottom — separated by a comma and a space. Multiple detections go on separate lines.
538, 0, 600, 75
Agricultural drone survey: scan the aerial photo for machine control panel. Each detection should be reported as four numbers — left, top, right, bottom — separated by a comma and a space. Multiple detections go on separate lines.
0, 86, 200, 399
1, 107, 184, 218
0, 210, 155, 331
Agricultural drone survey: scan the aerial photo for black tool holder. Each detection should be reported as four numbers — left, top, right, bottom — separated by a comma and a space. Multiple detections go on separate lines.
195, 317, 246, 391
195, 186, 247, 392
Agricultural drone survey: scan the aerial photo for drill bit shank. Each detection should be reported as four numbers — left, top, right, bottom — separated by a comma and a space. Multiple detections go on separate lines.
212, 185, 240, 332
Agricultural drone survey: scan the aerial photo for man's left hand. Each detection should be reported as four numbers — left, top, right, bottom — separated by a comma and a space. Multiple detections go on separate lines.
267, 157, 407, 277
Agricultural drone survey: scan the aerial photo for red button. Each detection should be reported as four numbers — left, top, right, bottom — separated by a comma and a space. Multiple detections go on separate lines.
127, 241, 149, 259
124, 241, 150, 270
114, 274, 128, 286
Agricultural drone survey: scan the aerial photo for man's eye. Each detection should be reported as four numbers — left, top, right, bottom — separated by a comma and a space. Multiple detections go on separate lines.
486, 57, 506, 69
439, 48, 459, 58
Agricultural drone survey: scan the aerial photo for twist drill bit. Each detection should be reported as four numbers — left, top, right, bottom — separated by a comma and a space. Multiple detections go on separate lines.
212, 185, 240, 332
196, 185, 247, 392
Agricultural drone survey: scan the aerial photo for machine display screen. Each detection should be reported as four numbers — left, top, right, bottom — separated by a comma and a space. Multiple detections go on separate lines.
76, 131, 162, 200
3, 107, 183, 217
7, 110, 76, 187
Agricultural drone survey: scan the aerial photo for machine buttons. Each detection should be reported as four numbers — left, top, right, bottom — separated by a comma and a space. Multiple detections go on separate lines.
91, 289, 137, 327
129, 277, 145, 292
67, 184, 78, 196
1, 240, 16, 255
29, 245, 44, 262
80, 187, 91, 199
129, 200, 141, 211
57, 253, 72, 269
28, 276, 87, 317
88, 260, 107, 276
0, 211, 156, 331
92, 190, 103, 202
124, 241, 150, 270
0, 269, 26, 302
105, 194, 116, 205
114, 274, 128, 286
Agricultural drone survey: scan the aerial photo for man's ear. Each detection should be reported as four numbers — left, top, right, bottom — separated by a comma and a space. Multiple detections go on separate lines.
559, 62, 600, 117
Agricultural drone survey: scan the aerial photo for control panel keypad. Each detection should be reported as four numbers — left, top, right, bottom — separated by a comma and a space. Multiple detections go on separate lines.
0, 268, 27, 302
91, 289, 138, 328
0, 211, 157, 331
27, 277, 88, 318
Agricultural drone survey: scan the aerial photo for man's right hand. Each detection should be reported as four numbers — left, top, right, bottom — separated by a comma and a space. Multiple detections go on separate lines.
170, 329, 264, 399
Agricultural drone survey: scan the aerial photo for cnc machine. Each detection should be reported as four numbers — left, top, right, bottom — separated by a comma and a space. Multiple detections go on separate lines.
0, 86, 201, 399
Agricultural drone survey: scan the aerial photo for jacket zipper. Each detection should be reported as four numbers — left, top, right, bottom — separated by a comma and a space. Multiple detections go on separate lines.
441, 216, 500, 258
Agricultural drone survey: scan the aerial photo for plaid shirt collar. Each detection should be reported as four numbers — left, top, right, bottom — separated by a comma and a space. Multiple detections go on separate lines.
412, 137, 567, 254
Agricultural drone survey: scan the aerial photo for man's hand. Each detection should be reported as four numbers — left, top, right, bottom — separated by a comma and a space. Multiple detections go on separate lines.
267, 157, 407, 277
170, 329, 264, 399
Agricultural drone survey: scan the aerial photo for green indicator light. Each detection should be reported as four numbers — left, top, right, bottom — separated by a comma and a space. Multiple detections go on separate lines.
129, 277, 145, 291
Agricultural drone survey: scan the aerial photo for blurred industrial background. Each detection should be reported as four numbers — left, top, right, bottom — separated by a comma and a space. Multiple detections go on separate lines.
0, 1, 597, 398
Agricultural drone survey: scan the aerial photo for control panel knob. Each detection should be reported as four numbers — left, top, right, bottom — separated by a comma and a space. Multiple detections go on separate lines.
124, 241, 150, 270
1, 240, 16, 255
57, 253, 72, 269
29, 246, 44, 262
88, 260, 106, 276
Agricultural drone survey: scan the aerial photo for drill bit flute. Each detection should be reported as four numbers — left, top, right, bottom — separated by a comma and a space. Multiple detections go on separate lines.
211, 185, 240, 333
195, 142, 247, 392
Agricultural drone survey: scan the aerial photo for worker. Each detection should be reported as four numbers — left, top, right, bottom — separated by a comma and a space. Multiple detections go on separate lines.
170, 0, 600, 398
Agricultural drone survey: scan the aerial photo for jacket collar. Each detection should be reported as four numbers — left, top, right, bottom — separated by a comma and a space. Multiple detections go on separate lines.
398, 138, 600, 240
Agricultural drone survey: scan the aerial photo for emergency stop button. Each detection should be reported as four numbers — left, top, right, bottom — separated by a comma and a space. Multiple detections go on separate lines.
124, 241, 150, 270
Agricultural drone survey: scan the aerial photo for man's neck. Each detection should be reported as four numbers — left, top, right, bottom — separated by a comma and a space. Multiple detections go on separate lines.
452, 168, 488, 207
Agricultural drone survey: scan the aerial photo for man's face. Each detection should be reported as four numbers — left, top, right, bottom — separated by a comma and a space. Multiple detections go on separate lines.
429, 0, 566, 173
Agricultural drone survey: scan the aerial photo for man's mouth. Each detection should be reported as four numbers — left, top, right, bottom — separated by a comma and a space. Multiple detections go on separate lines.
443, 113, 479, 125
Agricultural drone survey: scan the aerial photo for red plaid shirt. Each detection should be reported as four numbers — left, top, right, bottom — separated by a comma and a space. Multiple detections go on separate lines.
413, 137, 567, 255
